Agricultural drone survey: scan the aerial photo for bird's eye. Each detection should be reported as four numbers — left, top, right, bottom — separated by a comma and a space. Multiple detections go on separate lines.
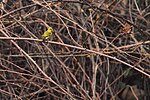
49, 27, 52, 30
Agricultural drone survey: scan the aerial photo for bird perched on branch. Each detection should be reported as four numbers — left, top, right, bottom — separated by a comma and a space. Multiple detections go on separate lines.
42, 27, 53, 41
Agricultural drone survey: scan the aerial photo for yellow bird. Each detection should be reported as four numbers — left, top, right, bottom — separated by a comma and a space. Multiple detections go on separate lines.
42, 27, 53, 40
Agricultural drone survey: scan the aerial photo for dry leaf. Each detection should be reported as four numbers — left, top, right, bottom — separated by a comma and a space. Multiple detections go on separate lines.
120, 23, 132, 34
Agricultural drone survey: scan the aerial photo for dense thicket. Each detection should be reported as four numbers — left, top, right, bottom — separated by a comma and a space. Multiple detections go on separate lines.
0, 0, 149, 99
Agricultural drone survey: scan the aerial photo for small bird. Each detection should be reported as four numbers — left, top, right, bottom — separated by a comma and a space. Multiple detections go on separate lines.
42, 27, 53, 40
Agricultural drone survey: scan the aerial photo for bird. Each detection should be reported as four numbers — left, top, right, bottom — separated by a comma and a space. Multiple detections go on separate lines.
42, 27, 53, 40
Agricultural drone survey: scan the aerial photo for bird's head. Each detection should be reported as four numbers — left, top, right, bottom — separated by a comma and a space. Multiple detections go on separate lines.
48, 27, 53, 32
